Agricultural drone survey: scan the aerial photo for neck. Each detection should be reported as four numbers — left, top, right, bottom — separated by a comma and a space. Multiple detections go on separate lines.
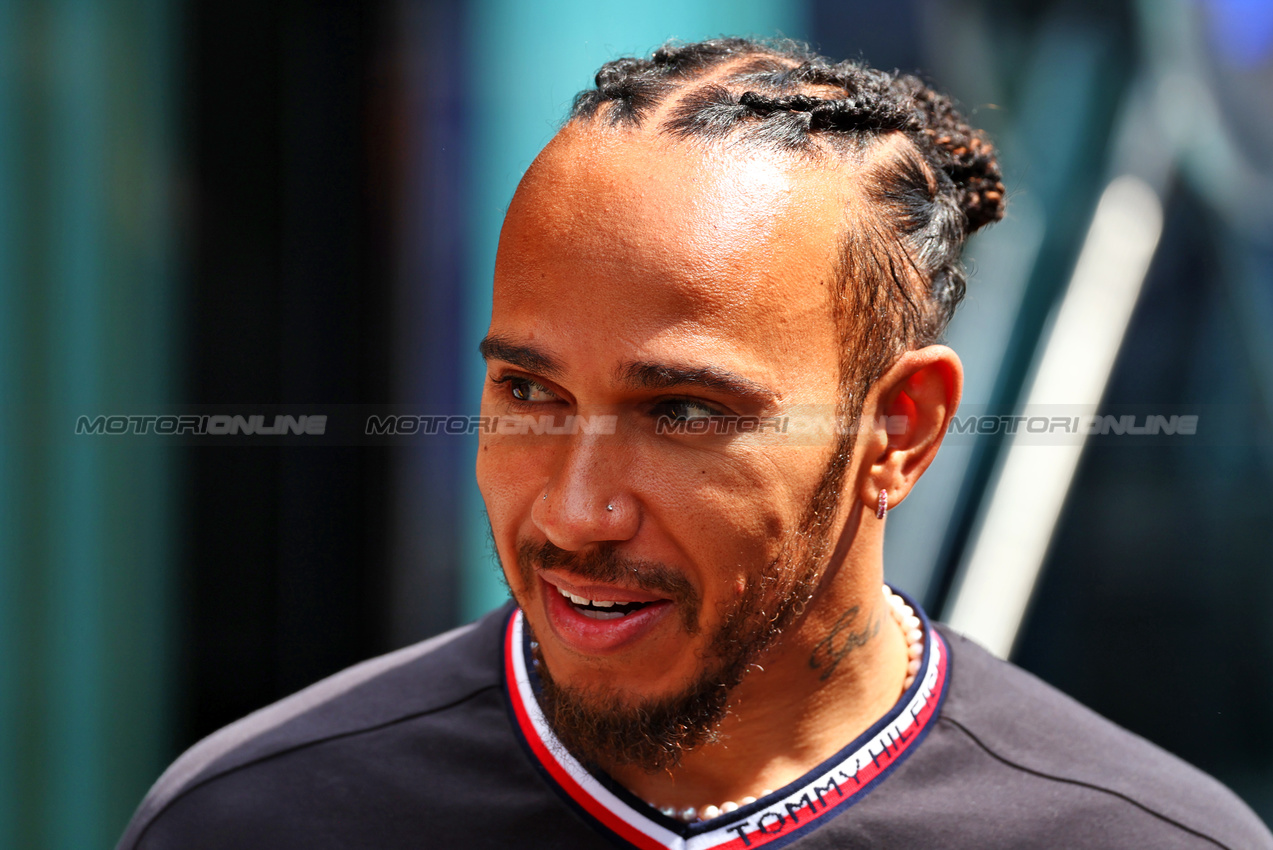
602, 547, 908, 812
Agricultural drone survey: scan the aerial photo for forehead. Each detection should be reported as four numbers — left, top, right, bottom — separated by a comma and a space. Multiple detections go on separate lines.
491, 125, 857, 393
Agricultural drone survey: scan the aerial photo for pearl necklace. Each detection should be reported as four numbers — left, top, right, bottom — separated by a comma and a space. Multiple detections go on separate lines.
653, 585, 924, 824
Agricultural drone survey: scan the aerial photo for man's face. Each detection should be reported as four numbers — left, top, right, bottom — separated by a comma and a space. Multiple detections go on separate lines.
476, 126, 856, 765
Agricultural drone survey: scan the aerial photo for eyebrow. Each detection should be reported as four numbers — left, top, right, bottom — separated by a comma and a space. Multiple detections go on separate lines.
479, 335, 563, 379
480, 335, 778, 407
619, 361, 778, 408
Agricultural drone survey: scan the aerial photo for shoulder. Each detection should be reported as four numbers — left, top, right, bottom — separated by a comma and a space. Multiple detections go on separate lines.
930, 623, 1272, 849
117, 604, 523, 850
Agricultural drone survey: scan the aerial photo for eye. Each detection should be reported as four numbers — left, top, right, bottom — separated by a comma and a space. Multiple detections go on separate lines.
498, 375, 556, 403
654, 399, 723, 421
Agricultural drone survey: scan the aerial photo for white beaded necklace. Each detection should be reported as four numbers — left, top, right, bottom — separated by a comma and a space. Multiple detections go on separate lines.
652, 585, 924, 824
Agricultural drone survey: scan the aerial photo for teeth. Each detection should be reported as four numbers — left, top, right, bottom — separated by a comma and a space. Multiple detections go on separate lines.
557, 587, 618, 608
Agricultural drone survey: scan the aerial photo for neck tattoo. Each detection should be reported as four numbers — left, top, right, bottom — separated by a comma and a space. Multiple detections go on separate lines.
649, 585, 924, 823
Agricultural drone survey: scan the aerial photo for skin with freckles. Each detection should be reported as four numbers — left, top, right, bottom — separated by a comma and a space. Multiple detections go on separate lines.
475, 122, 963, 810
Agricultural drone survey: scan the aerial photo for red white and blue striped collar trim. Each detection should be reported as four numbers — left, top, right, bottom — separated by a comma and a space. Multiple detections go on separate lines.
502, 590, 950, 850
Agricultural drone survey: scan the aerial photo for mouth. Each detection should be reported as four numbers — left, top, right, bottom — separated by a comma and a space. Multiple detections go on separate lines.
538, 573, 678, 655
553, 585, 657, 620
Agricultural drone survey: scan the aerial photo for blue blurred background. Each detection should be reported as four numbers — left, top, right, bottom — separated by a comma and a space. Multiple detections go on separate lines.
1, 0, 1271, 846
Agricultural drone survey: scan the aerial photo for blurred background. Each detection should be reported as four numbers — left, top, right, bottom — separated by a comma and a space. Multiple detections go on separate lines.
1, 0, 1270, 846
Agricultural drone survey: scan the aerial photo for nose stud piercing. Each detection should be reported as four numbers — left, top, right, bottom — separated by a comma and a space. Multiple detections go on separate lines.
606, 504, 614, 512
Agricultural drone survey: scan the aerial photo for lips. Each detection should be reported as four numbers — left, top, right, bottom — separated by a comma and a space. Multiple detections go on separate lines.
539, 573, 676, 654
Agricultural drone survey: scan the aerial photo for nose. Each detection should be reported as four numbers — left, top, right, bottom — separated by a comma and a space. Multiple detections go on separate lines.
533, 432, 639, 551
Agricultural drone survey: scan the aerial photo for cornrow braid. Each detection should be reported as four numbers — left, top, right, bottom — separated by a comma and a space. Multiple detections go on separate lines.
568, 37, 1005, 425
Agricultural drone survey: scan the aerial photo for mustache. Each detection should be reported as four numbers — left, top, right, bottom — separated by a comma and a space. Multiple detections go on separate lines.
517, 539, 700, 633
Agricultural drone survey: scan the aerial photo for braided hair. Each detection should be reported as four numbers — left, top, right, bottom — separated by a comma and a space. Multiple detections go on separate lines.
570, 38, 1005, 424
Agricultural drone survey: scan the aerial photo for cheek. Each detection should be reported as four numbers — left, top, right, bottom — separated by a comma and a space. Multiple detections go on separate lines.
637, 444, 820, 569
475, 437, 507, 512
476, 436, 547, 538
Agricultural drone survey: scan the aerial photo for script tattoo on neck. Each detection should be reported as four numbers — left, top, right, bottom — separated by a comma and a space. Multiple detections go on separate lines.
808, 606, 880, 681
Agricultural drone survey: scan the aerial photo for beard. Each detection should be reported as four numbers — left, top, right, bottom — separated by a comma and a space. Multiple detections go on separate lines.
513, 429, 855, 773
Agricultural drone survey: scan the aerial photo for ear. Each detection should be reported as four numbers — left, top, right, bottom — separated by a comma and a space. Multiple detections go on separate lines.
855, 345, 962, 515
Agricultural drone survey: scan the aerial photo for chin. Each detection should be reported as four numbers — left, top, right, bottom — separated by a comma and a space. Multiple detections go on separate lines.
533, 640, 736, 771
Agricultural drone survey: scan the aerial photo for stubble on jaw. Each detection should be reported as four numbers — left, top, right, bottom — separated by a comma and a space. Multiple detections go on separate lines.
509, 429, 858, 773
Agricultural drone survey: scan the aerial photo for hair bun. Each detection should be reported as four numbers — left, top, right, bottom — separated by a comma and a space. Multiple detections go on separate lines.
908, 84, 1005, 233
